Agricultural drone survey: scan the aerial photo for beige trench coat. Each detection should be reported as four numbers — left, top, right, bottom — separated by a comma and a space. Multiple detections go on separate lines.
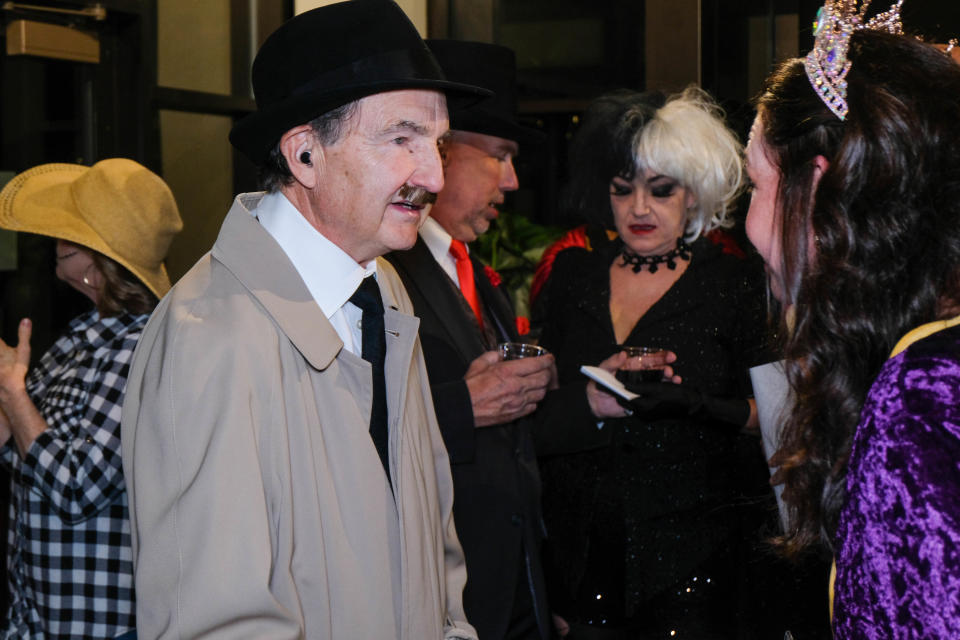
122, 193, 475, 639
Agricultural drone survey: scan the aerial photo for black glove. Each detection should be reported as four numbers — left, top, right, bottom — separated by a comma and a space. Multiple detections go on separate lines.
618, 382, 750, 428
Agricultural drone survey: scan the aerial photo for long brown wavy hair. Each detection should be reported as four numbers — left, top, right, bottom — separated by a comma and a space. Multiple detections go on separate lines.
758, 31, 960, 556
90, 253, 158, 317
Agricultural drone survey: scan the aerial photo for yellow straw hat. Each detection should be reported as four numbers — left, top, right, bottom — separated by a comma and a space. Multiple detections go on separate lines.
0, 158, 183, 298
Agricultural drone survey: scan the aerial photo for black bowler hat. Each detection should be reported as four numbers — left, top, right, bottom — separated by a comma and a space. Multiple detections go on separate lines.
229, 0, 490, 166
426, 40, 545, 148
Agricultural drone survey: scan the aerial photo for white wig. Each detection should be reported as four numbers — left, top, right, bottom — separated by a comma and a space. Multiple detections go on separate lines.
635, 86, 744, 241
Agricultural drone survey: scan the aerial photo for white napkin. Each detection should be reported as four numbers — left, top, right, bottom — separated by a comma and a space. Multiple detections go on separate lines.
580, 365, 639, 400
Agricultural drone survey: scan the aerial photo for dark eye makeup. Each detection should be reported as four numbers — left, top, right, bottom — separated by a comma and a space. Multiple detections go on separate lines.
649, 179, 678, 198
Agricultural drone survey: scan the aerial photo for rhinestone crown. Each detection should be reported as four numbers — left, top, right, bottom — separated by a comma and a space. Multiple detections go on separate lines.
805, 0, 904, 120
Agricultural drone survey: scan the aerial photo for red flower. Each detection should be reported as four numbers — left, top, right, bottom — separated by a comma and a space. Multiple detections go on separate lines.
516, 316, 531, 336
483, 265, 502, 287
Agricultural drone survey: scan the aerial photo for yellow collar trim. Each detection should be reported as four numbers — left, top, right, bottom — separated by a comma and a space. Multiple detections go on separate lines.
889, 314, 960, 359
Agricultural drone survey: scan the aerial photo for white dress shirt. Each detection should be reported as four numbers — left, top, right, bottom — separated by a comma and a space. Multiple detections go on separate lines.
420, 215, 465, 290
253, 190, 375, 356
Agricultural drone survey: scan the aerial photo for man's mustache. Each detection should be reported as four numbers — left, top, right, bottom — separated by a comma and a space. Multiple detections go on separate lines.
397, 184, 437, 207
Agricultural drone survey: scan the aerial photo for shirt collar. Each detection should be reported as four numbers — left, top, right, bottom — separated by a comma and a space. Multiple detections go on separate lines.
254, 191, 375, 318
420, 215, 460, 264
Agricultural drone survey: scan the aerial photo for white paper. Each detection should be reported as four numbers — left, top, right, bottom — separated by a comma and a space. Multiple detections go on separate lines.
580, 365, 639, 400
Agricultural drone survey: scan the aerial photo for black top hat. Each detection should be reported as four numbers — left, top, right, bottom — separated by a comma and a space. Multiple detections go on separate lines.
229, 0, 489, 166
426, 40, 545, 148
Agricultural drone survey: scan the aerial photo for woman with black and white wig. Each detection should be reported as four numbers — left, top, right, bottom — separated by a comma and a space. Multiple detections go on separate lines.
533, 87, 769, 638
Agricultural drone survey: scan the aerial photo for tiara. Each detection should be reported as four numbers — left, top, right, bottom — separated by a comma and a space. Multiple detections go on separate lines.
805, 0, 905, 120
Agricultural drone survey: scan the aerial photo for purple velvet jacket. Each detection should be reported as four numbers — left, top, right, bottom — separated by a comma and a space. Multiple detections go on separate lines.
833, 321, 960, 638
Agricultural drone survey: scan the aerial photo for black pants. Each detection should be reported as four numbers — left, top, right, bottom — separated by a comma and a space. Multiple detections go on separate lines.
505, 556, 542, 640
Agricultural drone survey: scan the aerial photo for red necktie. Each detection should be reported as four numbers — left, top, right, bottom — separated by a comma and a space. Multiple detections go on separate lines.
449, 239, 484, 330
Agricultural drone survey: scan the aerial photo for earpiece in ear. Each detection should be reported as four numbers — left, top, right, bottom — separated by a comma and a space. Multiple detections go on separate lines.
300, 151, 312, 166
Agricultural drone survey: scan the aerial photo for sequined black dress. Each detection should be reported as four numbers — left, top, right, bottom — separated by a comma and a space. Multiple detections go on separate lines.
533, 237, 768, 638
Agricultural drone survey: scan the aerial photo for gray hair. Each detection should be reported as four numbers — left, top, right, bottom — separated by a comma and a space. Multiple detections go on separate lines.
259, 99, 361, 193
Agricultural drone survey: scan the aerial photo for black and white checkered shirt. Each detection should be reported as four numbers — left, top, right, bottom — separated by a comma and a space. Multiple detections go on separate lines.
1, 310, 146, 639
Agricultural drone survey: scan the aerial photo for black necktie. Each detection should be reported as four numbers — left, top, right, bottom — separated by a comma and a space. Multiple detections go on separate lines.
349, 276, 390, 480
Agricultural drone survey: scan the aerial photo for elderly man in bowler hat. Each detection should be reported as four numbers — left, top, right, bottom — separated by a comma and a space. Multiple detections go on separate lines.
387, 41, 553, 640
121, 2, 487, 638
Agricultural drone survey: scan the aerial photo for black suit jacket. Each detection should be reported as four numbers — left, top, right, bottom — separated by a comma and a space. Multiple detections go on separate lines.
387, 237, 549, 640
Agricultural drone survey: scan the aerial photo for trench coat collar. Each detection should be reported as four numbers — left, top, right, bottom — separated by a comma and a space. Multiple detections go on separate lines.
211, 192, 347, 370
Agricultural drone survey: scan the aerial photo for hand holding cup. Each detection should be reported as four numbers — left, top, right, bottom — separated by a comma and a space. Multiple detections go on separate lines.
466, 343, 555, 427
498, 342, 547, 360
615, 346, 669, 385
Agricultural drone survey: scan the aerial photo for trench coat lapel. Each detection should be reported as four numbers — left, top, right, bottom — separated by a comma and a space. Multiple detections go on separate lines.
211, 194, 342, 371
376, 257, 422, 435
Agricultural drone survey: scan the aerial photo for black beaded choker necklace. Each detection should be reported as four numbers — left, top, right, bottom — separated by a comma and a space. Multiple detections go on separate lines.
618, 237, 691, 274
